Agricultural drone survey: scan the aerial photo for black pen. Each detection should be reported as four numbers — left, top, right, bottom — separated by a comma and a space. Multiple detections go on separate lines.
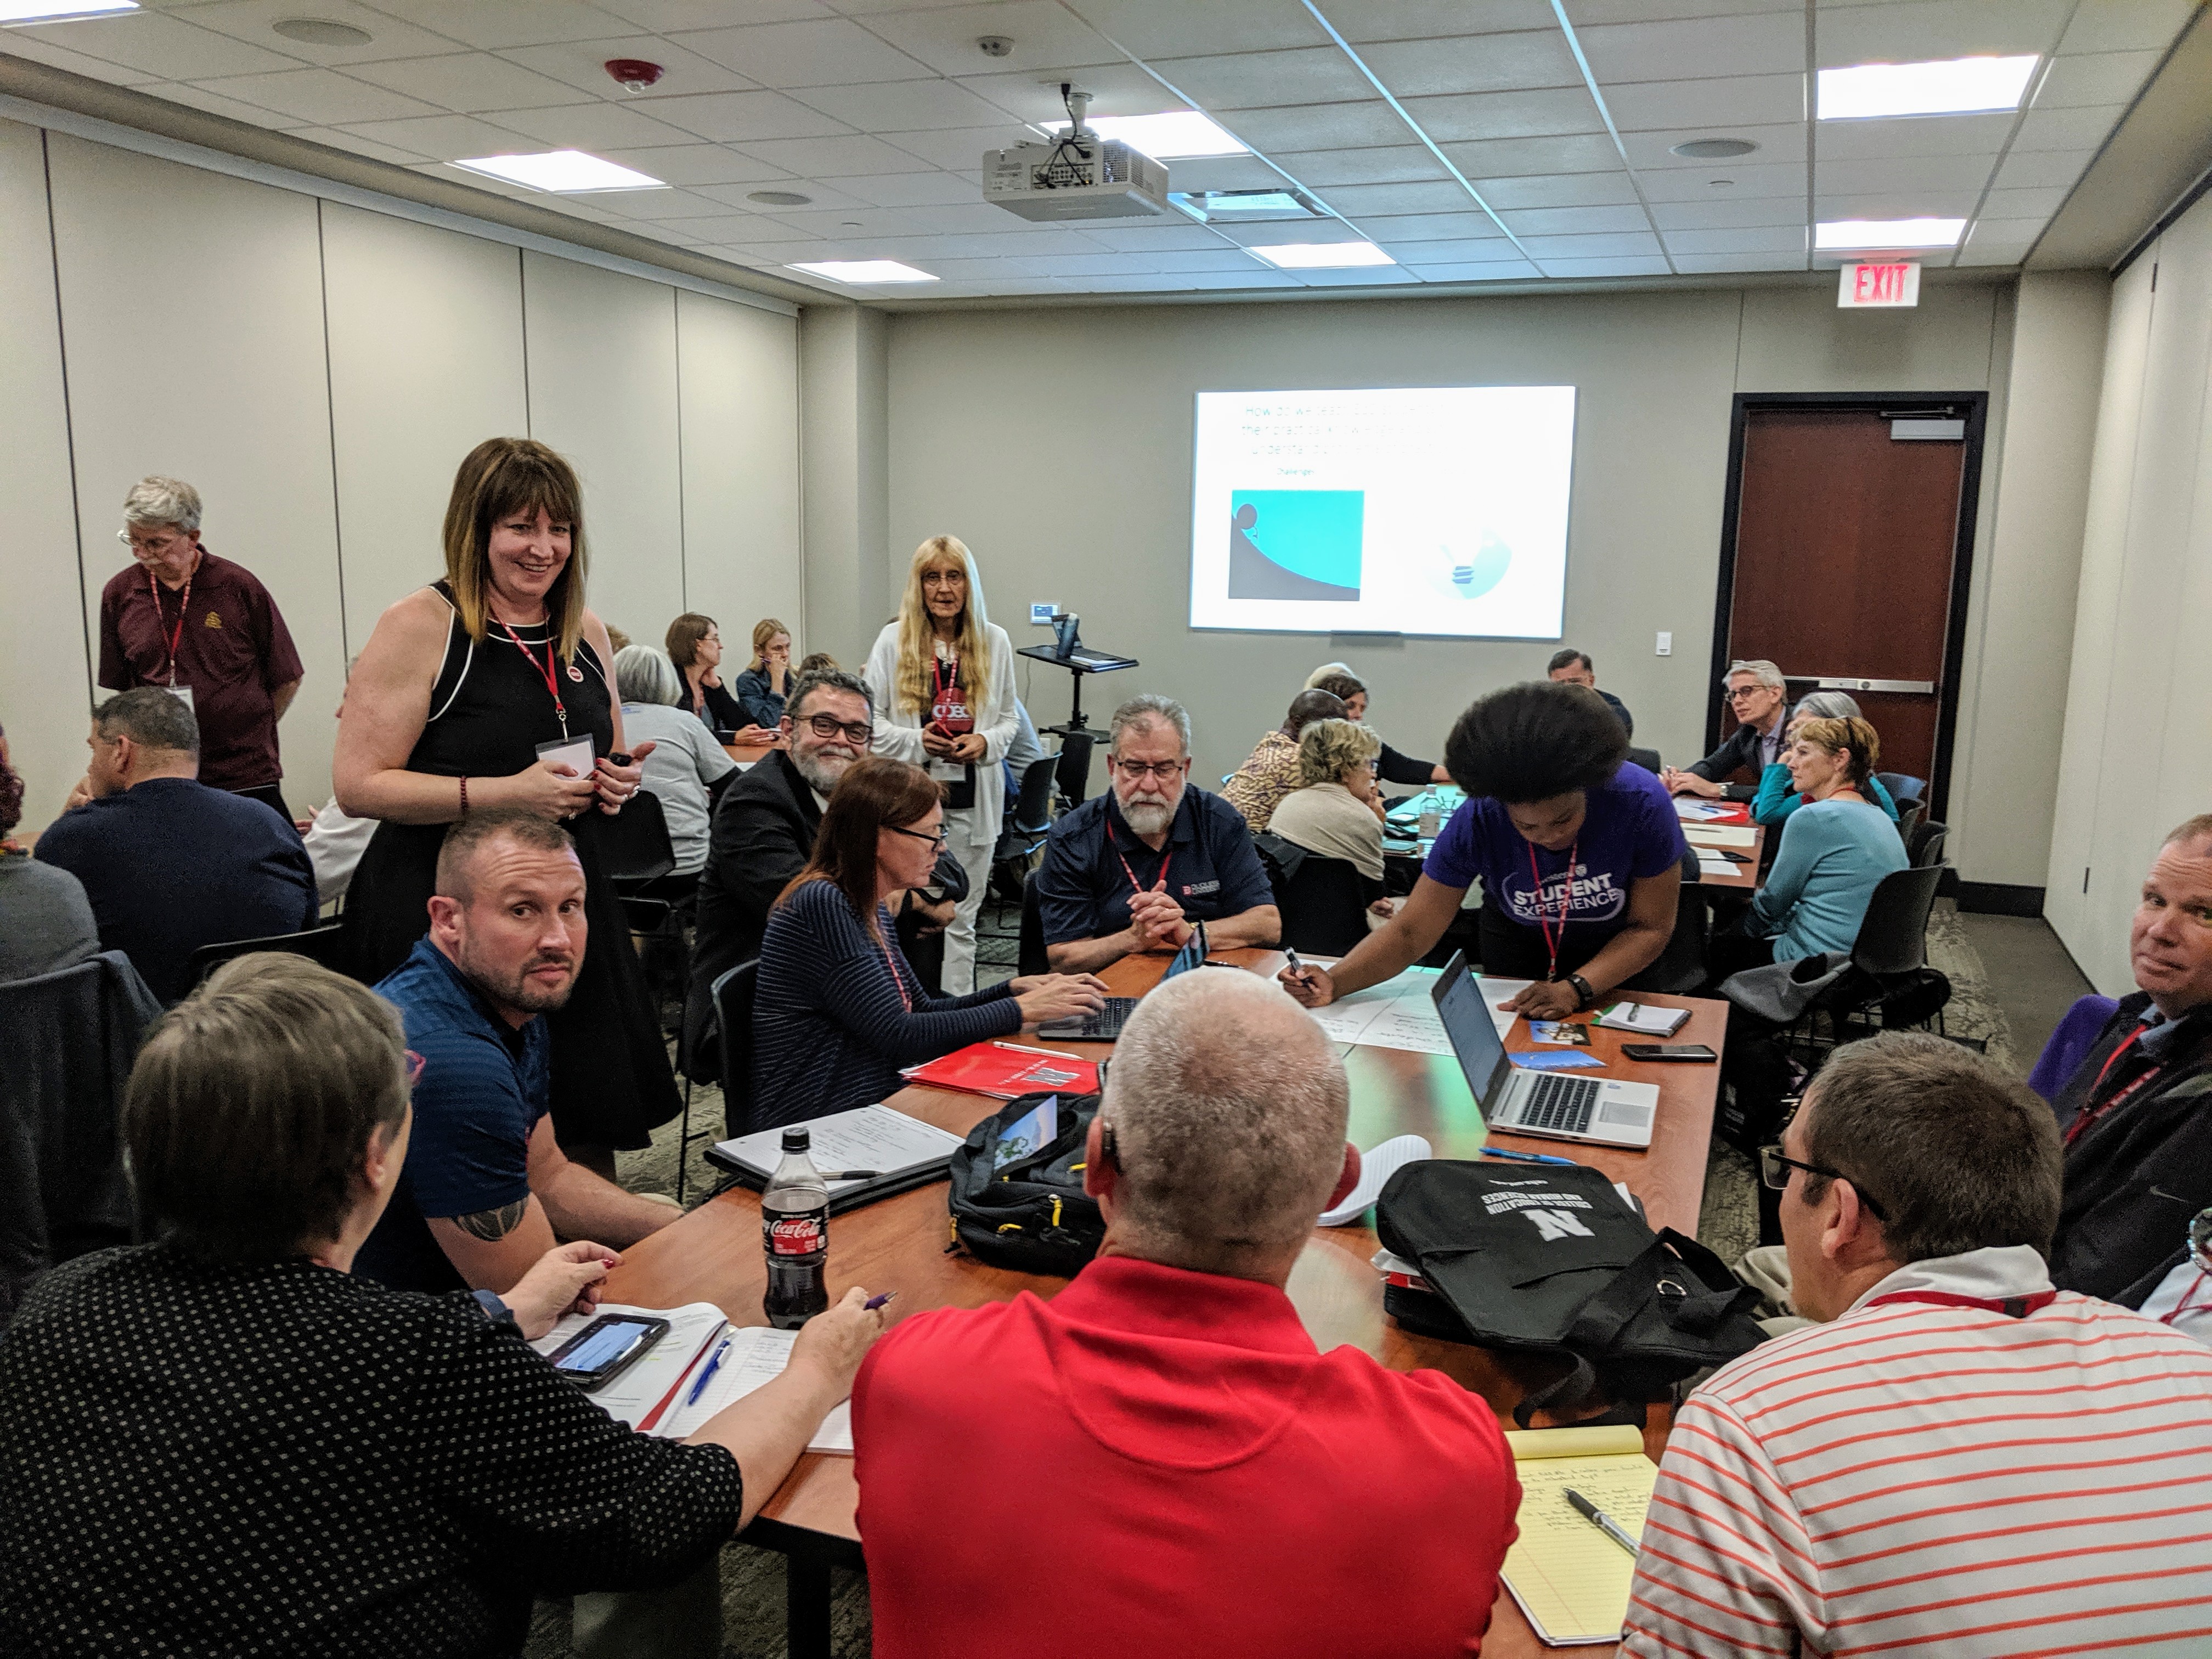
1284, 947, 1314, 985
1562, 1488, 1640, 1554
822, 1170, 882, 1181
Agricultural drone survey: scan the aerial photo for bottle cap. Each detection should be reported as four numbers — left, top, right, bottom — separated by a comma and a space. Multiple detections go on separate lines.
781, 1126, 810, 1152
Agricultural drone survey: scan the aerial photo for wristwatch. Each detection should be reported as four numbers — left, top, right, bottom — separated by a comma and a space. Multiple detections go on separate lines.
1565, 973, 1596, 1011
471, 1288, 521, 1336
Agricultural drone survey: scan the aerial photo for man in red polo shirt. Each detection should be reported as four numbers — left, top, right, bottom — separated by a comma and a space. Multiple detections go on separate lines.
851, 968, 1519, 1659
94, 476, 304, 823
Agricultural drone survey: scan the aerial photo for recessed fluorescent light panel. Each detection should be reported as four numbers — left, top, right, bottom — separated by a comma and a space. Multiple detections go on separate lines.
453, 151, 664, 193
1045, 111, 1248, 159
1251, 241, 1395, 269
1170, 188, 1317, 223
1818, 55, 2038, 120
1815, 218, 1966, 251
0, 0, 137, 19
789, 260, 938, 284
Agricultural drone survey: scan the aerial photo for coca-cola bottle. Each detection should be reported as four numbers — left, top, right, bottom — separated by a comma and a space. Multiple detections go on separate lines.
761, 1126, 830, 1329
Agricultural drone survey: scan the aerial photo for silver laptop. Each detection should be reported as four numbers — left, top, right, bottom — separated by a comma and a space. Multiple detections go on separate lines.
1430, 951, 1658, 1149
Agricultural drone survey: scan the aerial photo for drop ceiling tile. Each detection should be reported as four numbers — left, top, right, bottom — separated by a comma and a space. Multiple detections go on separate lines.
787, 76, 1013, 129
1081, 221, 1238, 250
2012, 104, 2129, 150
646, 88, 855, 141
1312, 178, 1481, 215
12, 10, 303, 78
692, 177, 876, 210
1978, 184, 2069, 218
1375, 235, 1513, 261
1401, 87, 1607, 143
1668, 251, 1807, 272
1647, 192, 1810, 228
1497, 202, 1653, 234
2056, 0, 2200, 55
1637, 161, 1805, 200
1814, 112, 2017, 161
1325, 0, 1557, 44
1054, 0, 1331, 55
0, 32, 162, 85
1618, 121, 1805, 168
595, 187, 764, 219
160, 81, 309, 127
1271, 145, 1450, 185
853, 1, 1122, 75
1221, 101, 1415, 152
1534, 254, 1673, 276
290, 125, 437, 163
1575, 12, 1805, 81
832, 169, 981, 206
337, 112, 546, 156
1019, 253, 1153, 276
1437, 132, 1624, 176
1136, 247, 1268, 272
600, 0, 841, 27
890, 200, 1058, 233
1356, 30, 1582, 97
1660, 223, 1806, 253
490, 36, 759, 99
674, 18, 933, 86
366, 1, 645, 49
1402, 258, 1547, 281
953, 63, 1186, 123
1567, 0, 1800, 22
1473, 169, 1643, 207
644, 210, 817, 240
875, 123, 1042, 168
1812, 188, 1980, 217
908, 255, 1054, 279
1516, 229, 1665, 257
1991, 147, 2092, 190
409, 161, 543, 201
178, 0, 463, 64
736, 133, 944, 173
593, 143, 795, 184
854, 229, 1109, 257
1177, 267, 1305, 288
191, 67, 448, 123
762, 204, 931, 237
1155, 156, 1288, 191
1601, 74, 1807, 132
2032, 48, 2162, 107
346, 51, 586, 112
1815, 152, 1998, 193
1953, 239, 2030, 266
1813, 0, 2069, 67
1148, 47, 1378, 110
1288, 264, 1422, 285
1963, 215, 2046, 242
479, 100, 706, 148
1333, 210, 1504, 240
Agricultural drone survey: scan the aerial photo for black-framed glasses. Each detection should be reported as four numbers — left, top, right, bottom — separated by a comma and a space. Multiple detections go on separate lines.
1758, 1144, 1888, 1220
1111, 757, 1188, 781
800, 712, 872, 745
888, 823, 949, 851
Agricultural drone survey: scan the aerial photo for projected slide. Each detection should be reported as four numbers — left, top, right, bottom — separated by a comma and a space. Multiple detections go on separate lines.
1190, 386, 1577, 638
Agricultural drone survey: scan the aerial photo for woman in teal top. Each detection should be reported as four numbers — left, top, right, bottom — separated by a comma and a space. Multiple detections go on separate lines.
1748, 692, 1900, 827
1713, 716, 1907, 978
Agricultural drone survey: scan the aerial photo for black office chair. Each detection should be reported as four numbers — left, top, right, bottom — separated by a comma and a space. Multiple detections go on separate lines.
1053, 731, 1094, 808
597, 789, 677, 887
1875, 771, 1926, 805
1638, 849, 1709, 996
1255, 832, 1373, 957
1625, 746, 1662, 775
991, 755, 1059, 899
1018, 872, 1051, 977
1894, 799, 1924, 848
189, 923, 354, 986
1908, 818, 1949, 870
710, 959, 759, 1142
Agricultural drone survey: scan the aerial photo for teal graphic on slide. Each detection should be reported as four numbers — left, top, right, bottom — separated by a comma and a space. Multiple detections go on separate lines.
1228, 489, 1363, 601
1442, 531, 1513, 599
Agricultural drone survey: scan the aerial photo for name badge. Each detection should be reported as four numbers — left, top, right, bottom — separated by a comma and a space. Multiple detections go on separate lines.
928, 758, 967, 782
162, 682, 195, 714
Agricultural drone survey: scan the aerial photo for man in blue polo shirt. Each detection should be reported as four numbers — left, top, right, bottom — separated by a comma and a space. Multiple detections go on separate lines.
354, 808, 681, 1295
1037, 694, 1279, 973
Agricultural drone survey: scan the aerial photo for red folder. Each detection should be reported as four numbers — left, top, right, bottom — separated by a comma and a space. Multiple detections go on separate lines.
901, 1041, 1099, 1099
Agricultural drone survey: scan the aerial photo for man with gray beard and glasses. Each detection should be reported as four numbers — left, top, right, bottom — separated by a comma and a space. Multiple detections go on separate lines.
1037, 694, 1279, 974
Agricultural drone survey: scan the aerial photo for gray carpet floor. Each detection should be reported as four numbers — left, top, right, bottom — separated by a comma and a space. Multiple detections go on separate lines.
524, 896, 2016, 1657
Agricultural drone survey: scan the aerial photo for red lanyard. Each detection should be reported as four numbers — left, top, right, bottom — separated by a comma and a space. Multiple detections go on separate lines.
877, 913, 912, 1012
499, 623, 569, 739
1528, 839, 1578, 981
148, 562, 193, 686
1866, 1289, 2057, 1318
2066, 1025, 2159, 1146
1108, 822, 1167, 899
2163, 1271, 2211, 1327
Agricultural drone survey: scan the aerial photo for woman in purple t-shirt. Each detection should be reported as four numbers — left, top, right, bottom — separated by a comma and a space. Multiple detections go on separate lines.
1279, 681, 1688, 1023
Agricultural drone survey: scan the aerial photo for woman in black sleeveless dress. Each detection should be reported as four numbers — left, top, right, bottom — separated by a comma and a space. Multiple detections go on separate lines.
334, 439, 678, 1161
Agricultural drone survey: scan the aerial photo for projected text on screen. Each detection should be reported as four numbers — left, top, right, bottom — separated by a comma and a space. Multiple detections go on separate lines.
1190, 386, 1576, 639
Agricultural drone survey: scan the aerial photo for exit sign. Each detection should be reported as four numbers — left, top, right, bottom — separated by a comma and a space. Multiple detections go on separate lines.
1838, 261, 1921, 308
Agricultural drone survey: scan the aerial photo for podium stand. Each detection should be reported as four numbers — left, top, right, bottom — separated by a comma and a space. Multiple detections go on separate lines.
1017, 641, 1137, 804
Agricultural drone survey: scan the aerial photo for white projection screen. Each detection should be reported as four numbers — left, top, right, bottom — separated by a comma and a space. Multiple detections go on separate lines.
1189, 386, 1577, 639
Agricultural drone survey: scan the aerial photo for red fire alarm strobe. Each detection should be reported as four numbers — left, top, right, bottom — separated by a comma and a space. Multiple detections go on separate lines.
1837, 260, 1921, 308
605, 59, 665, 92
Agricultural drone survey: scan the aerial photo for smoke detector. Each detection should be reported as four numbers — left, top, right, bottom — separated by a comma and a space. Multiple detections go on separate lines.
273, 18, 373, 46
977, 35, 1013, 58
605, 58, 665, 93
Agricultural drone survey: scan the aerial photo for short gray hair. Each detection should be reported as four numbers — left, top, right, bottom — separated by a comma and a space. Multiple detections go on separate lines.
94, 687, 198, 757
1725, 658, 1786, 691
614, 644, 682, 707
788, 668, 872, 723
1109, 693, 1190, 756
1791, 690, 1861, 723
120, 475, 202, 535
1103, 971, 1348, 1269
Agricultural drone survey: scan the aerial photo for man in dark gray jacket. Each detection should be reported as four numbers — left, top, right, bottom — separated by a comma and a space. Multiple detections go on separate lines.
1662, 658, 1789, 803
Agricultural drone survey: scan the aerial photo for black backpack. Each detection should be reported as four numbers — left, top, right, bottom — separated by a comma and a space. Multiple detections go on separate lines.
1375, 1159, 1767, 1425
945, 1091, 1104, 1276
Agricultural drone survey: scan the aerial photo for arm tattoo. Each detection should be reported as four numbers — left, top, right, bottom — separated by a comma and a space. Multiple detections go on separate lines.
452, 1200, 528, 1242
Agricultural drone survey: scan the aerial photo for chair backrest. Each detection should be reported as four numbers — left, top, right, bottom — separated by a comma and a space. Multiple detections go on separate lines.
1849, 866, 1945, 977
598, 789, 676, 884
1018, 872, 1051, 978
1011, 754, 1059, 835
1875, 770, 1926, 804
189, 923, 353, 987
1639, 848, 1711, 995
1625, 746, 1662, 775
1894, 799, 1924, 845
710, 958, 759, 1139
1053, 730, 1094, 807
1267, 848, 1372, 956
1908, 818, 1949, 869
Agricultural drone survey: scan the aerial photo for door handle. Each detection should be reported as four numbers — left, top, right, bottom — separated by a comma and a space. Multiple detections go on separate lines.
1797, 676, 1936, 695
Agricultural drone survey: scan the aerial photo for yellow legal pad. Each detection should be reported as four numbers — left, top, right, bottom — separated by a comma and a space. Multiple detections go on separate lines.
1498, 1425, 1658, 1645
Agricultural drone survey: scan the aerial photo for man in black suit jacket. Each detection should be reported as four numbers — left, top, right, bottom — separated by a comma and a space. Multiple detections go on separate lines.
1662, 658, 1789, 803
683, 671, 873, 1089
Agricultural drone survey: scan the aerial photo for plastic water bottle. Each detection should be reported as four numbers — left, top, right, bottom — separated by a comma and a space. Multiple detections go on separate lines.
761, 1126, 830, 1329
1418, 787, 1442, 839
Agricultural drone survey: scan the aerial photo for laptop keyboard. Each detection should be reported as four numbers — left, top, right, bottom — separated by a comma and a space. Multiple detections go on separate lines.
1040, 997, 1138, 1040
1517, 1073, 1603, 1134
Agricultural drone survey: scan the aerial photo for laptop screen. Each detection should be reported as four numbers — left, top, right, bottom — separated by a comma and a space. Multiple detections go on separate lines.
1430, 951, 1514, 1108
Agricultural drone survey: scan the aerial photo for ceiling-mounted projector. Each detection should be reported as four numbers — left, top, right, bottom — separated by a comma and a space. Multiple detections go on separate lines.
983, 86, 1169, 222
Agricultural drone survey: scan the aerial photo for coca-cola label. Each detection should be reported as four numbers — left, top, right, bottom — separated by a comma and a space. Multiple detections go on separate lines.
765, 1212, 825, 1255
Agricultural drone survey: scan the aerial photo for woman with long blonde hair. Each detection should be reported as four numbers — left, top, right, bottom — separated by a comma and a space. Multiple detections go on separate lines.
862, 536, 1019, 994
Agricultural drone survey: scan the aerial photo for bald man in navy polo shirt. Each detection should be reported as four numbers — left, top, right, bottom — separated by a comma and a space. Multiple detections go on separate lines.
1035, 693, 1279, 973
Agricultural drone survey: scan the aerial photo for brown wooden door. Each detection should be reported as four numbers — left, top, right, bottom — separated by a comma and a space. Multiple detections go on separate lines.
1718, 403, 1977, 804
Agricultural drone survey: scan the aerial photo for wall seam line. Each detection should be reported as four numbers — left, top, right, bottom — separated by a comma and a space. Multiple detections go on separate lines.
41, 126, 94, 712
673, 287, 687, 614
316, 197, 348, 667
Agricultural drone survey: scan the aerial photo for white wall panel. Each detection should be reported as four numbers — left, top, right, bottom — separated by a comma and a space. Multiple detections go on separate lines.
0, 119, 93, 839
46, 132, 344, 810
321, 201, 527, 658
522, 250, 683, 650
677, 287, 804, 661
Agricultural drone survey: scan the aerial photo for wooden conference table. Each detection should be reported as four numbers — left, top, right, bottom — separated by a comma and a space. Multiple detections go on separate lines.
608, 951, 1726, 1659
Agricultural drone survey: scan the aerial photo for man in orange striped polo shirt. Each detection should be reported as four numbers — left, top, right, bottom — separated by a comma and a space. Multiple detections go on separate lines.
1623, 1031, 2212, 1658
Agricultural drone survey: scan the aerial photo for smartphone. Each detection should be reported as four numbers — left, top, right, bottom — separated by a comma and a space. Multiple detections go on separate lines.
1622, 1043, 1718, 1063
545, 1312, 668, 1392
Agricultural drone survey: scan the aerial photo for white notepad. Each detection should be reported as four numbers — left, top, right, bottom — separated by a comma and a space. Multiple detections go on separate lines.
1318, 1134, 1431, 1226
661, 1325, 854, 1453
713, 1104, 964, 1189
1683, 823, 1757, 848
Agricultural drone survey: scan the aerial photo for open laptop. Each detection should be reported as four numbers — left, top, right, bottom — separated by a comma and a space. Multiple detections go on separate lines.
1430, 951, 1658, 1149
1036, 926, 1208, 1041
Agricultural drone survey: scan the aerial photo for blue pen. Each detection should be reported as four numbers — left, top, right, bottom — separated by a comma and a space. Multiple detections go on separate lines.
1480, 1146, 1580, 1167
685, 1330, 734, 1406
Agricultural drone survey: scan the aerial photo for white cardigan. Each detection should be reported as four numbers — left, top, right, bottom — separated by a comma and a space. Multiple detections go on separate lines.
862, 620, 1020, 829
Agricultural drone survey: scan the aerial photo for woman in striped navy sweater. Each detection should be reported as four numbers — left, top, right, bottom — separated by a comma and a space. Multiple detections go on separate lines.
753, 757, 1107, 1125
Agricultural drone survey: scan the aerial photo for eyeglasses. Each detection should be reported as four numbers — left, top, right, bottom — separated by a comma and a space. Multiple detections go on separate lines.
1727, 685, 1771, 702
799, 712, 873, 746
1111, 758, 1188, 781
1758, 1144, 1888, 1221
888, 823, 949, 850
404, 1049, 426, 1091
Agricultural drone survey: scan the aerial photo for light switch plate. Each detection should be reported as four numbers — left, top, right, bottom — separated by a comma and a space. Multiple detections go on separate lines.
1655, 631, 1673, 656
1029, 602, 1057, 625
